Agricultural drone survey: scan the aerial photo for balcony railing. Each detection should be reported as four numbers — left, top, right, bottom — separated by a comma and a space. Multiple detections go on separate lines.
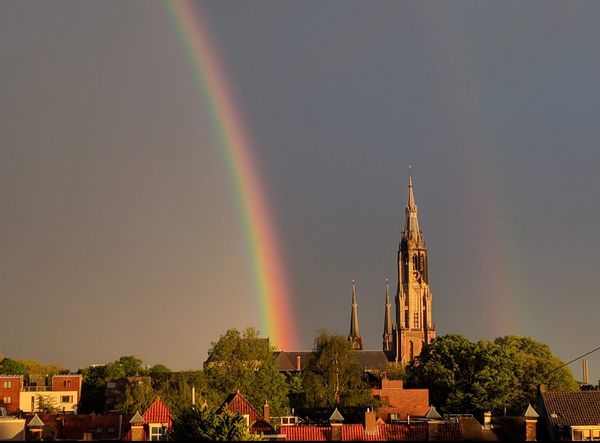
22, 386, 52, 392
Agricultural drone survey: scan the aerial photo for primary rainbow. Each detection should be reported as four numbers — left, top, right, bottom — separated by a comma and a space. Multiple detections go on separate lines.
164, 0, 296, 349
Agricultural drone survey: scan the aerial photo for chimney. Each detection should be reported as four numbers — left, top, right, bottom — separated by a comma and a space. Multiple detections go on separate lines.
523, 404, 539, 442
483, 411, 492, 430
295, 355, 302, 372
583, 359, 589, 384
365, 408, 377, 435
331, 424, 342, 441
263, 401, 270, 423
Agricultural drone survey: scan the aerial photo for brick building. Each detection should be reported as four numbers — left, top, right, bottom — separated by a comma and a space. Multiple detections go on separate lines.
0, 375, 81, 414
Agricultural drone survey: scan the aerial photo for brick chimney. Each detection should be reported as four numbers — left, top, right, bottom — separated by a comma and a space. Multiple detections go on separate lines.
365, 408, 377, 435
263, 401, 270, 423
483, 411, 492, 430
523, 404, 539, 442
295, 355, 302, 372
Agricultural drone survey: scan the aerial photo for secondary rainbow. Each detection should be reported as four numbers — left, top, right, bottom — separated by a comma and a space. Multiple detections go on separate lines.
164, 0, 296, 349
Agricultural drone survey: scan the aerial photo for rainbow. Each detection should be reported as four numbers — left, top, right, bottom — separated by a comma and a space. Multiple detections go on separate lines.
163, 0, 296, 349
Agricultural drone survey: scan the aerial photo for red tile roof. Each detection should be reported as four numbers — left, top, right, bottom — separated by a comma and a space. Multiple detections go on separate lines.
142, 397, 172, 427
541, 391, 600, 427
280, 425, 332, 441
342, 423, 428, 441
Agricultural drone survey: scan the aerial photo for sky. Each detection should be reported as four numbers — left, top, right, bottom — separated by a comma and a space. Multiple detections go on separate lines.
1, 0, 599, 382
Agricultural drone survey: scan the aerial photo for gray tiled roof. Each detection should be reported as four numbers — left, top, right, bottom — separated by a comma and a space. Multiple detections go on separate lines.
541, 391, 600, 426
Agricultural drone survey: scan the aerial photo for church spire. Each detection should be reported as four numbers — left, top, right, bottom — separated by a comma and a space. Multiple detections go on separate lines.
383, 278, 393, 352
404, 176, 422, 243
348, 280, 363, 350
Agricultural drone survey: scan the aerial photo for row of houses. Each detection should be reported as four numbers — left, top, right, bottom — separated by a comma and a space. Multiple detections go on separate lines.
2, 384, 599, 441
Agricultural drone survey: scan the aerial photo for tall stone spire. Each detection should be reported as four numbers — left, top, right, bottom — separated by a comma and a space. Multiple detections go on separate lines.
348, 280, 363, 350
404, 177, 423, 244
395, 175, 436, 365
383, 278, 393, 352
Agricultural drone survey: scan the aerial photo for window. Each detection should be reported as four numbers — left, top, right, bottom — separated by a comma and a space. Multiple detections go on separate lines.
95, 427, 103, 433
107, 427, 115, 433
62, 380, 72, 388
3, 381, 12, 389
2, 397, 11, 404
413, 312, 419, 328
149, 425, 165, 441
61, 395, 73, 403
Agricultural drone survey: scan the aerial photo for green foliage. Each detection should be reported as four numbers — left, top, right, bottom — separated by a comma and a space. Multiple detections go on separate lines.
384, 362, 406, 381
204, 328, 289, 416
115, 379, 155, 414
171, 405, 261, 441
0, 358, 28, 376
494, 335, 579, 413
36, 394, 59, 413
16, 360, 66, 377
150, 364, 171, 374
406, 334, 579, 415
78, 365, 110, 414
303, 331, 372, 408
152, 371, 221, 419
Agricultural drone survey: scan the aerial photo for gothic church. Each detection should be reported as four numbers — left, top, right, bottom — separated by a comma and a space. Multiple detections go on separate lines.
348, 178, 436, 364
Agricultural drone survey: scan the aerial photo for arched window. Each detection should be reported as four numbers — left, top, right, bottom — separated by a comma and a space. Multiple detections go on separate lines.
409, 341, 414, 361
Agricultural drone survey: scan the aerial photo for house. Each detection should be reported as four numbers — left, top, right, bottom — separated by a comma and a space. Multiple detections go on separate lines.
538, 389, 600, 441
124, 396, 173, 441
0, 374, 81, 414
277, 408, 463, 441
370, 377, 430, 421
219, 390, 275, 435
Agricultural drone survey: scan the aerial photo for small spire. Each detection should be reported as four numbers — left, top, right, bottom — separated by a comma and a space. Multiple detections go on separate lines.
349, 280, 362, 349
383, 279, 393, 351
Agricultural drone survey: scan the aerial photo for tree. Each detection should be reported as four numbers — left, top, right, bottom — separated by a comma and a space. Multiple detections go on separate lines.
204, 328, 289, 416
303, 331, 372, 408
151, 370, 219, 419
115, 379, 155, 414
17, 360, 66, 377
494, 335, 579, 413
149, 364, 171, 374
36, 394, 59, 413
171, 404, 260, 441
0, 358, 28, 376
406, 334, 578, 415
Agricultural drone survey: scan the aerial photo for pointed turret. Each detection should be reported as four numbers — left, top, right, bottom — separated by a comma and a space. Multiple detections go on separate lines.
348, 280, 363, 350
383, 279, 393, 352
404, 177, 422, 244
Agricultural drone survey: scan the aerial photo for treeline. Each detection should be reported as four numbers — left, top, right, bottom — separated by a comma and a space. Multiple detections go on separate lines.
2, 330, 579, 420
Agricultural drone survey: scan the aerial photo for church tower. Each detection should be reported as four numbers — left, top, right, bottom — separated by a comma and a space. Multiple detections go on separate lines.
348, 280, 363, 350
394, 177, 436, 365
382, 279, 394, 353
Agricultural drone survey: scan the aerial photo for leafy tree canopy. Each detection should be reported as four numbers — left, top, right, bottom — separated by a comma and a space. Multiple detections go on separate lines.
406, 334, 578, 415
0, 358, 28, 376
115, 379, 155, 414
171, 404, 261, 441
204, 327, 289, 416
303, 331, 372, 408
16, 360, 66, 377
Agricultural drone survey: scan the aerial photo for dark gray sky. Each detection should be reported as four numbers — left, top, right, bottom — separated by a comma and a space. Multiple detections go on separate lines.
1, 1, 599, 381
